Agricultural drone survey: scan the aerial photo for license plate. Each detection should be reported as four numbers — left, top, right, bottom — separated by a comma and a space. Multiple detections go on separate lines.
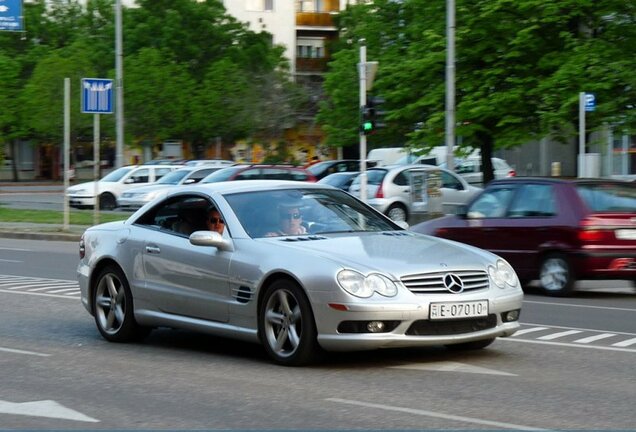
616, 229, 636, 240
429, 300, 489, 320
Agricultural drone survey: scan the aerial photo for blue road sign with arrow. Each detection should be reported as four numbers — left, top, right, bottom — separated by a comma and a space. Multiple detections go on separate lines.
81, 78, 113, 114
585, 93, 596, 112
0, 0, 24, 31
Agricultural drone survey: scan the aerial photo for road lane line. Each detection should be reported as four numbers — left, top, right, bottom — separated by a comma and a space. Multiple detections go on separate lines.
325, 398, 550, 431
612, 337, 636, 347
47, 288, 79, 294
537, 330, 582, 340
0, 289, 79, 300
501, 337, 636, 353
573, 333, 616, 344
511, 326, 548, 336
0, 346, 50, 357
0, 259, 22, 263
523, 300, 636, 312
0, 247, 32, 251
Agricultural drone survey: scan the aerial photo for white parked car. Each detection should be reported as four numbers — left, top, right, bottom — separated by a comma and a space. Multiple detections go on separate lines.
117, 165, 225, 210
66, 165, 178, 210
440, 157, 516, 186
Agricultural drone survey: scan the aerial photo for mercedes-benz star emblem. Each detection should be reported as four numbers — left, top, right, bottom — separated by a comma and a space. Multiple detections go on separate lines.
443, 273, 464, 293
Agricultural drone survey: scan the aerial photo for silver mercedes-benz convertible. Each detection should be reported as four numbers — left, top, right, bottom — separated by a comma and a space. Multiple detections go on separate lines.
78, 180, 523, 365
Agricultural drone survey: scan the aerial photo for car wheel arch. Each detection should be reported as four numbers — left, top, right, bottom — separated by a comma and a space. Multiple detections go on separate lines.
256, 272, 306, 318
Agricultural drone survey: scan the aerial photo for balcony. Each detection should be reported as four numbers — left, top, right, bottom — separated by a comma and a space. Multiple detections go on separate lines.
296, 12, 337, 28
296, 58, 329, 73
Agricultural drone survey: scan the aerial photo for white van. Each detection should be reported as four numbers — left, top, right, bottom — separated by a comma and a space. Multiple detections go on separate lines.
366, 147, 407, 166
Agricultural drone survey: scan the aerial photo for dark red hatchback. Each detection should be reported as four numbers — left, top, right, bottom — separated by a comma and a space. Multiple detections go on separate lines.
411, 178, 636, 296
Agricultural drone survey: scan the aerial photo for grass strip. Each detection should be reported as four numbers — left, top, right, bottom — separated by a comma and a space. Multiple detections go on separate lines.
0, 207, 127, 225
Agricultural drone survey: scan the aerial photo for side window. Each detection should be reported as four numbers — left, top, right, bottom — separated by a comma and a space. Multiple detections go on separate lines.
467, 186, 516, 218
135, 195, 210, 236
289, 171, 309, 181
155, 168, 172, 181
129, 168, 150, 184
441, 171, 463, 190
394, 170, 409, 186
508, 184, 556, 217
235, 168, 261, 180
189, 168, 217, 182
261, 168, 288, 180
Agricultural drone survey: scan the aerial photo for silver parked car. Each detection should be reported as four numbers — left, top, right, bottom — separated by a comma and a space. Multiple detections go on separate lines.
117, 165, 224, 210
348, 165, 482, 222
78, 181, 523, 365
440, 157, 516, 186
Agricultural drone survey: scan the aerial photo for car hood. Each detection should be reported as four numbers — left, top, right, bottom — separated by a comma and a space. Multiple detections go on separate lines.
264, 231, 497, 278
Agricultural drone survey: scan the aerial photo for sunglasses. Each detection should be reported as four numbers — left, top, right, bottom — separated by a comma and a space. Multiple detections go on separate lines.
281, 212, 301, 220
209, 217, 224, 224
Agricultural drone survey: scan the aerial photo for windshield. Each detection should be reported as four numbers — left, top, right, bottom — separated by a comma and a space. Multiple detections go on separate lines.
155, 169, 190, 185
200, 166, 244, 183
101, 167, 134, 182
306, 161, 331, 175
576, 183, 636, 213
225, 188, 399, 238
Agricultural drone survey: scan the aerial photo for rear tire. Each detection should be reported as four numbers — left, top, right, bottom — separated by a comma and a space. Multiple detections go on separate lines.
92, 265, 148, 342
259, 279, 320, 366
386, 204, 408, 222
538, 253, 574, 296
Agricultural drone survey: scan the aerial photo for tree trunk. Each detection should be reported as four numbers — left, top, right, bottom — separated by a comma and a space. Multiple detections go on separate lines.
478, 132, 495, 185
10, 139, 19, 182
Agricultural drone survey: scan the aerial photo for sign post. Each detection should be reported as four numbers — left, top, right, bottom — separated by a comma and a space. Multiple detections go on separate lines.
0, 0, 24, 32
81, 78, 114, 225
578, 92, 596, 178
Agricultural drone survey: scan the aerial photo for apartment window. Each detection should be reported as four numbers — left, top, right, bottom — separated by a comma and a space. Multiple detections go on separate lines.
296, 38, 325, 58
247, 0, 273, 11
297, 0, 321, 12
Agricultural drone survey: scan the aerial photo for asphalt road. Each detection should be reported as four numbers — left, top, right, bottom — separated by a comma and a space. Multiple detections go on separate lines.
0, 238, 634, 430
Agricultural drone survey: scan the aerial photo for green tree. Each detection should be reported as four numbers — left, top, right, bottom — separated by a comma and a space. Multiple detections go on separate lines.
320, 0, 636, 182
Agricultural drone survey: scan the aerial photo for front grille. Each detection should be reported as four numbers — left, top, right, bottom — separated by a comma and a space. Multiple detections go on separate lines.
401, 270, 489, 294
406, 314, 497, 336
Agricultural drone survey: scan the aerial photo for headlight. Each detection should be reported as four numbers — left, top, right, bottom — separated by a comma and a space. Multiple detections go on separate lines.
488, 259, 518, 289
337, 270, 398, 298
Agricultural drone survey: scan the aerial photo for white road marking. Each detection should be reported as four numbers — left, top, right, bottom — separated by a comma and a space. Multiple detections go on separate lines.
0, 289, 78, 300
47, 288, 80, 294
325, 398, 549, 431
522, 322, 636, 336
537, 330, 582, 340
0, 247, 32, 251
389, 361, 516, 376
573, 333, 616, 344
612, 337, 636, 347
0, 275, 80, 298
524, 300, 636, 312
501, 338, 636, 353
0, 346, 50, 357
0, 259, 22, 263
0, 400, 99, 423
511, 326, 548, 336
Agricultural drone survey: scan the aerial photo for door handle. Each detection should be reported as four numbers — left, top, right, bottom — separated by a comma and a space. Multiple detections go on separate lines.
145, 246, 161, 254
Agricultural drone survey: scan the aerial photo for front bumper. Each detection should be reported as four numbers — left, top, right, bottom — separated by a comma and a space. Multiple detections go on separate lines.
312, 291, 523, 351
68, 195, 96, 207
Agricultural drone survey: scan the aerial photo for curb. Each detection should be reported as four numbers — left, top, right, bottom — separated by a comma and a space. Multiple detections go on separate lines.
0, 230, 83, 242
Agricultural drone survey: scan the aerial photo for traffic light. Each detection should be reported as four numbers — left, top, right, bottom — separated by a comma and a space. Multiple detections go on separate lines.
360, 95, 386, 135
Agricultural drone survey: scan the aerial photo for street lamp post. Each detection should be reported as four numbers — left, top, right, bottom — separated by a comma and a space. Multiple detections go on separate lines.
445, 0, 455, 172
115, 0, 124, 168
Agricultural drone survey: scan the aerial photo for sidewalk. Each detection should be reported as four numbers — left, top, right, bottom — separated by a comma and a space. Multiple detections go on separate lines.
0, 222, 86, 242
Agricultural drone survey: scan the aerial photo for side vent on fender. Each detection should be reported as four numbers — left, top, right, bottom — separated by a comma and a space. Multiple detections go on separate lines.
234, 286, 253, 304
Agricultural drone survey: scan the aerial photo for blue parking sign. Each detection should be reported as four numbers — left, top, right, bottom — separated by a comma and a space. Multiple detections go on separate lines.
81, 78, 113, 114
0, 0, 24, 31
585, 93, 596, 112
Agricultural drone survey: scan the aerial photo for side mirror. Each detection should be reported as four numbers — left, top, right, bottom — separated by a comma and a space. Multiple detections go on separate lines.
183, 179, 196, 184
189, 230, 233, 251
124, 178, 135, 184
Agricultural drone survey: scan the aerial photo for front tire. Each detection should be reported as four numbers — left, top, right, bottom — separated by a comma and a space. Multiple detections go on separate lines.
99, 192, 117, 210
538, 253, 574, 296
259, 279, 319, 366
92, 265, 147, 342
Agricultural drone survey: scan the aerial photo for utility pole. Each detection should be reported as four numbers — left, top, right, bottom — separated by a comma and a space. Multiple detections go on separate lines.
115, 0, 124, 168
445, 0, 455, 172
358, 39, 368, 203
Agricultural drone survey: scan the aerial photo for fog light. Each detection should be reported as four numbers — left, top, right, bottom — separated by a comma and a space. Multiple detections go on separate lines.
502, 310, 520, 322
367, 321, 385, 333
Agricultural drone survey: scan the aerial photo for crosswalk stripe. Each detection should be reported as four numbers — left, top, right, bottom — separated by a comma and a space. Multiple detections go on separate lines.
574, 333, 616, 344
512, 326, 548, 336
537, 330, 582, 340
612, 337, 636, 347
